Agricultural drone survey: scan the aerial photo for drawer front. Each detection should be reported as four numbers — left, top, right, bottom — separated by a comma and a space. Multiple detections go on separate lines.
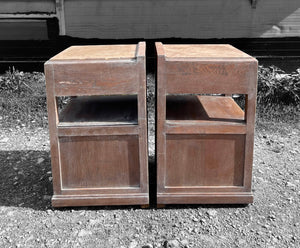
52, 62, 139, 96
165, 61, 257, 94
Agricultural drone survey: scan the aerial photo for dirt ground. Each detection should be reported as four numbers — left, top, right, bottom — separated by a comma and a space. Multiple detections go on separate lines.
0, 75, 299, 247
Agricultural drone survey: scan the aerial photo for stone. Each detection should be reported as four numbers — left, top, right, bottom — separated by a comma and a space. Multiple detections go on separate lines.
0, 138, 9, 143
129, 240, 138, 248
164, 240, 180, 248
89, 219, 101, 226
200, 219, 206, 224
43, 195, 52, 201
180, 239, 189, 246
142, 244, 153, 248
37, 158, 45, 164
207, 209, 217, 217
286, 182, 296, 188
267, 215, 276, 221
78, 229, 92, 237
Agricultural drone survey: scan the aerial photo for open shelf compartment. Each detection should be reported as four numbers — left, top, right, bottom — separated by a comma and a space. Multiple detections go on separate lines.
166, 95, 245, 123
166, 95, 246, 134
58, 95, 138, 127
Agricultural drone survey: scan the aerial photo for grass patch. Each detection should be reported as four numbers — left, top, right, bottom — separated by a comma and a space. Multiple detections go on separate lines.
0, 68, 48, 127
257, 66, 300, 105
256, 65, 300, 126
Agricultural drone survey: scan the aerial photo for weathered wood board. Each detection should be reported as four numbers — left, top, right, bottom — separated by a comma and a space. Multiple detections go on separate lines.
63, 0, 300, 39
0, 19, 48, 40
0, 0, 55, 14
1, 0, 300, 40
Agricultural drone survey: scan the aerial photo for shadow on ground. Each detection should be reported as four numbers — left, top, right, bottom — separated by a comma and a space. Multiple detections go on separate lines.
0, 150, 53, 210
0, 151, 248, 211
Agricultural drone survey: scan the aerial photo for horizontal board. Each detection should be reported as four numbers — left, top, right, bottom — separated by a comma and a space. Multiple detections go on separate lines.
0, 0, 55, 14
0, 19, 48, 40
157, 193, 253, 204
52, 194, 149, 207
165, 60, 257, 94
60, 187, 143, 195
166, 121, 246, 134
57, 125, 139, 136
64, 0, 300, 39
46, 61, 139, 96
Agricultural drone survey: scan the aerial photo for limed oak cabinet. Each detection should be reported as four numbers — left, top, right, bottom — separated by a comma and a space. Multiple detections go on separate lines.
45, 42, 148, 207
156, 43, 258, 204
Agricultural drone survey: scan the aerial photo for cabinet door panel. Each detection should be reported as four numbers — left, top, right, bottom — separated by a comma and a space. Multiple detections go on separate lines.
59, 135, 140, 189
165, 134, 245, 187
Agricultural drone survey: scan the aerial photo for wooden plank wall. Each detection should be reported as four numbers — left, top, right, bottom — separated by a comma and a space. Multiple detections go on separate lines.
0, 0, 55, 13
0, 0, 56, 40
64, 0, 300, 39
0, 20, 48, 40
0, 0, 299, 40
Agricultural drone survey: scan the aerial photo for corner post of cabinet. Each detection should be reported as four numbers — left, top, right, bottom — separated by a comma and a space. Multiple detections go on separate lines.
155, 42, 167, 193
136, 42, 148, 193
244, 59, 258, 191
45, 61, 62, 195
136, 41, 147, 127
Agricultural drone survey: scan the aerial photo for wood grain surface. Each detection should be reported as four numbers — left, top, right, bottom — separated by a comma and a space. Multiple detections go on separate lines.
59, 135, 140, 188
51, 45, 137, 60
63, 0, 300, 39
165, 134, 245, 187
0, 0, 55, 14
2, 0, 300, 40
51, 62, 139, 96
164, 45, 251, 59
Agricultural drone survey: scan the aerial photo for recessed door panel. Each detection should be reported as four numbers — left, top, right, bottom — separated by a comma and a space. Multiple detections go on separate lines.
166, 134, 245, 187
59, 135, 140, 189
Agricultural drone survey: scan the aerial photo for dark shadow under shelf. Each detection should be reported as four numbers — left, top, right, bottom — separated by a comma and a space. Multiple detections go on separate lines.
58, 95, 138, 126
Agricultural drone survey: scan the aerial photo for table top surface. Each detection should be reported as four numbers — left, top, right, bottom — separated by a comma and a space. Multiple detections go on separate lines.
50, 45, 137, 61
163, 44, 252, 59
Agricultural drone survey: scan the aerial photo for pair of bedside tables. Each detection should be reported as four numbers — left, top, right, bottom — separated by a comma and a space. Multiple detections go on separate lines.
45, 42, 258, 207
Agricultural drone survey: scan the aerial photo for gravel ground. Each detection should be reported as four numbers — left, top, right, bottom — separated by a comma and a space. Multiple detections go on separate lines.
0, 121, 299, 248
0, 74, 299, 247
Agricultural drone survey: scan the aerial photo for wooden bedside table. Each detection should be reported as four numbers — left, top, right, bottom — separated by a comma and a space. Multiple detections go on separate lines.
45, 42, 148, 207
156, 43, 258, 204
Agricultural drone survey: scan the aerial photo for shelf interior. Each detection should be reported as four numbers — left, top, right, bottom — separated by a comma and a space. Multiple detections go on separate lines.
58, 95, 138, 126
166, 95, 245, 123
